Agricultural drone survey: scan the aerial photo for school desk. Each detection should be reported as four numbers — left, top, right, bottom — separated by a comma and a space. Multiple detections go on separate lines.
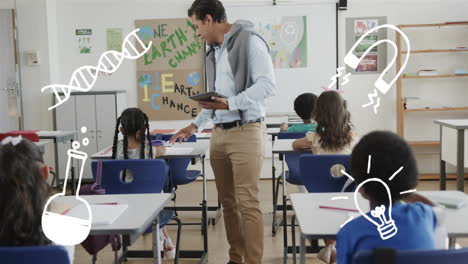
53, 193, 171, 264
434, 119, 468, 192
291, 191, 468, 264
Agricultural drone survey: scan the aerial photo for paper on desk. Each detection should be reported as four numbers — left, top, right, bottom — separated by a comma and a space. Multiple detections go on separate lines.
37, 131, 63, 136
65, 203, 128, 225
165, 147, 194, 155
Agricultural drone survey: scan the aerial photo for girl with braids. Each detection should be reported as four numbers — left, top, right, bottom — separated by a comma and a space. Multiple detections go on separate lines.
111, 107, 175, 259
292, 91, 358, 264
0, 136, 74, 262
112, 107, 165, 160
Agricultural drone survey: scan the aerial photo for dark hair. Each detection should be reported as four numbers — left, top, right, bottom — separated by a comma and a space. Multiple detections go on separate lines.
112, 108, 153, 159
313, 91, 353, 151
0, 138, 51, 246
294, 93, 317, 121
350, 131, 418, 205
188, 0, 227, 23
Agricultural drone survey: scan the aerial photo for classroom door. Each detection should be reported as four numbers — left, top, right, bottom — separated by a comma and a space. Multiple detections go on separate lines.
0, 9, 22, 132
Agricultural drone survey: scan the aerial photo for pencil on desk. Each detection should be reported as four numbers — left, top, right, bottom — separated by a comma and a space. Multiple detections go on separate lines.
319, 205, 359, 213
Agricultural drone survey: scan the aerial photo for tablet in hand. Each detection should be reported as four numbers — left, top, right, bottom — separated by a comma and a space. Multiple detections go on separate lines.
189, 91, 227, 102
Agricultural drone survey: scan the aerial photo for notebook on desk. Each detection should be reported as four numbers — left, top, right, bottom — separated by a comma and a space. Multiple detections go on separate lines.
64, 203, 128, 225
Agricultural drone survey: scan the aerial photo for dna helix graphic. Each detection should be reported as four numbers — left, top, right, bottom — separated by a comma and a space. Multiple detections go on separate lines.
42, 28, 152, 110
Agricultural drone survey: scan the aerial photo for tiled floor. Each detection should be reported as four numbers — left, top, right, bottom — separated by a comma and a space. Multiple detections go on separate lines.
72, 177, 468, 264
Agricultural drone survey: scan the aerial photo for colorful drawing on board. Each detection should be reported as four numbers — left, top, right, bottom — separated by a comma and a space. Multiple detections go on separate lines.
354, 19, 378, 34
76, 29, 93, 54
135, 18, 205, 121
355, 35, 378, 53
252, 16, 308, 68
187, 72, 201, 86
356, 55, 377, 72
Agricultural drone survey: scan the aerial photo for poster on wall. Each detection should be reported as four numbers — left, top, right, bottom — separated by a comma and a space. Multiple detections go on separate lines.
76, 29, 93, 54
345, 17, 387, 74
251, 16, 308, 69
106, 28, 123, 52
135, 18, 204, 121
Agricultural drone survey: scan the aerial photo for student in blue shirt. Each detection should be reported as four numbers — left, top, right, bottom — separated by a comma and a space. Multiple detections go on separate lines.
280, 92, 318, 132
337, 131, 437, 264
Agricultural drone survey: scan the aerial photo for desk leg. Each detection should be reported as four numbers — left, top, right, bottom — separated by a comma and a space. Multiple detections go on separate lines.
439, 125, 446, 190
53, 139, 59, 188
457, 129, 465, 192
448, 238, 456, 249
291, 215, 297, 264
282, 155, 288, 264
272, 135, 277, 235
300, 234, 306, 264
152, 220, 161, 264
70, 139, 76, 195
440, 160, 446, 191
201, 156, 208, 257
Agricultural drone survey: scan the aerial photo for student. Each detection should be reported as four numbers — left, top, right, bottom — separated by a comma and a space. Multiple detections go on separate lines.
0, 136, 74, 263
292, 90, 356, 154
280, 92, 318, 132
292, 90, 357, 263
111, 107, 174, 259
337, 131, 438, 264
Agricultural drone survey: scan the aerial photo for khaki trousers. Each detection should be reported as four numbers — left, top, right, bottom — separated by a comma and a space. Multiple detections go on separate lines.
210, 122, 266, 264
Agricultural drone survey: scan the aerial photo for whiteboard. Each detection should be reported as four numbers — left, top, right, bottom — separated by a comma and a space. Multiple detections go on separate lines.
53, 0, 337, 117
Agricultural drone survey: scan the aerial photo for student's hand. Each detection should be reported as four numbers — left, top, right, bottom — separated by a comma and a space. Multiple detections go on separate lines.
169, 123, 197, 144
280, 122, 288, 132
292, 137, 312, 150
198, 96, 229, 110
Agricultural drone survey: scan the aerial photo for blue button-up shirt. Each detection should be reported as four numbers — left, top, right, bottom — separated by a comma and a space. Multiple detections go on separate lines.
193, 32, 276, 128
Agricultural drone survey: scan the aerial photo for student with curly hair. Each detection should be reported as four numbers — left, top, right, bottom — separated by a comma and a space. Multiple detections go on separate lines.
0, 137, 74, 262
293, 90, 358, 263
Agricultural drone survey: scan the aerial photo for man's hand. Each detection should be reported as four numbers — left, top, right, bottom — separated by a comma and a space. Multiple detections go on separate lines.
169, 123, 197, 144
198, 96, 229, 110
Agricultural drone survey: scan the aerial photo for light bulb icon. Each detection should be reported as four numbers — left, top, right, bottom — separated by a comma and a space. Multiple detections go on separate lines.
41, 126, 92, 245
337, 155, 416, 240
354, 178, 398, 240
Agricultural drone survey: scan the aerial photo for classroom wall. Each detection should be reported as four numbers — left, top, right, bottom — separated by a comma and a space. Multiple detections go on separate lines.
338, 0, 468, 174
14, 0, 468, 174
0, 0, 15, 9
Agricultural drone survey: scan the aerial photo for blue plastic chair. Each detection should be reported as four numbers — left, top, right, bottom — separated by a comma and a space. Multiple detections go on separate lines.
298, 154, 355, 193
0, 245, 70, 264
272, 132, 306, 237
91, 159, 181, 263
353, 248, 468, 264
151, 134, 201, 186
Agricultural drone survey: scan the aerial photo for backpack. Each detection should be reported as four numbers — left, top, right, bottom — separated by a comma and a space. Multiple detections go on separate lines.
79, 160, 122, 263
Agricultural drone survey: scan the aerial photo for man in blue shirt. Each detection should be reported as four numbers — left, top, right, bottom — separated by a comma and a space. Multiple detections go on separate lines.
170, 1, 276, 263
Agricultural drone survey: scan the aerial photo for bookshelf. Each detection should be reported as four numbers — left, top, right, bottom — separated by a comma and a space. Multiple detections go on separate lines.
396, 22, 468, 176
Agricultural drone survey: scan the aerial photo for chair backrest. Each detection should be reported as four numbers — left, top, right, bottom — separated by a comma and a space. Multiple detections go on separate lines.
299, 154, 352, 192
151, 134, 197, 142
277, 132, 306, 140
277, 132, 307, 185
0, 245, 70, 264
151, 133, 197, 186
91, 159, 167, 194
353, 248, 468, 264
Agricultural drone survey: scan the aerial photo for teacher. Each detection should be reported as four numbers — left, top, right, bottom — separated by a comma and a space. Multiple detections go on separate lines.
170, 0, 276, 263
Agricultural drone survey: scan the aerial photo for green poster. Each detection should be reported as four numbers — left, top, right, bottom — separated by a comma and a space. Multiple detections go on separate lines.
107, 28, 123, 52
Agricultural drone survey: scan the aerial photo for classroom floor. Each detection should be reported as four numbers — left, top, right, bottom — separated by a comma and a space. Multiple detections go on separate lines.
72, 178, 468, 264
